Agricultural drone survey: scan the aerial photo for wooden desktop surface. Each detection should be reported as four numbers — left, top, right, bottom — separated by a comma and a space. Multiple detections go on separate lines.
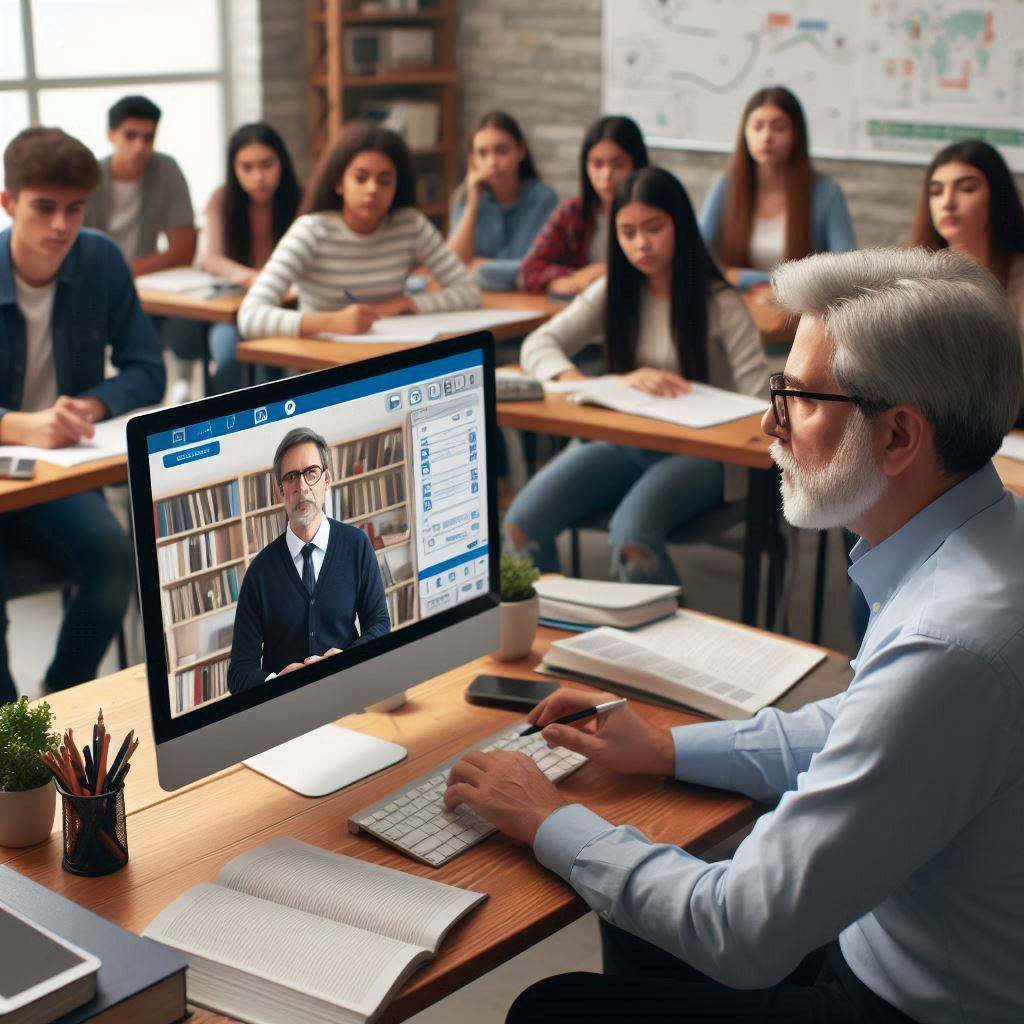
137, 288, 244, 324
2, 623, 849, 1024
0, 455, 127, 514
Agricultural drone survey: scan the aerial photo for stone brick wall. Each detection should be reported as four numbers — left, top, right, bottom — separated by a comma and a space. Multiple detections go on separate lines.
259, 0, 310, 179
454, 0, 1022, 249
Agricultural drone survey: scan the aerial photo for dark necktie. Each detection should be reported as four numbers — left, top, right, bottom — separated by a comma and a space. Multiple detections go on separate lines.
301, 543, 316, 594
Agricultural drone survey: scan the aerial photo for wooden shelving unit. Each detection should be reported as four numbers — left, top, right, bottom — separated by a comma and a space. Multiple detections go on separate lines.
306, 0, 458, 232
154, 422, 417, 717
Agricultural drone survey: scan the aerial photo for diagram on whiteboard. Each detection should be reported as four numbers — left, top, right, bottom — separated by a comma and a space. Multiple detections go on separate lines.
603, 0, 1024, 169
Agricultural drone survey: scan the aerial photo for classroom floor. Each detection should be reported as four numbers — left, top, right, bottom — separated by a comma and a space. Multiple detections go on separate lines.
6, 500, 857, 1022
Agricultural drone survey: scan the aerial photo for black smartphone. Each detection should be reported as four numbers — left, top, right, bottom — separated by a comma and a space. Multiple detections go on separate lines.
464, 675, 559, 711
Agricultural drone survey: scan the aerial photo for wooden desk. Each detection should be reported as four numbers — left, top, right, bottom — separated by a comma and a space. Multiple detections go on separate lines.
0, 456, 127, 514
137, 288, 244, 325
2, 625, 848, 1024
235, 293, 562, 379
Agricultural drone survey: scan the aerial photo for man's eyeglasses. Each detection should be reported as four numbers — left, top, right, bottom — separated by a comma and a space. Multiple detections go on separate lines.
280, 464, 326, 488
768, 373, 864, 431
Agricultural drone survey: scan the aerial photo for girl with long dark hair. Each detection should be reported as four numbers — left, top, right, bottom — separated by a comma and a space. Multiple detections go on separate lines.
699, 86, 855, 292
506, 167, 767, 586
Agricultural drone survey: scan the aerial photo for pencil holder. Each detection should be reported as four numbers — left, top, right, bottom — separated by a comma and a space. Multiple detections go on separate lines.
56, 783, 128, 876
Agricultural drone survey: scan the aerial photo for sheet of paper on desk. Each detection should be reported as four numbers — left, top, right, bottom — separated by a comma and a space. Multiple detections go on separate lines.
557, 375, 767, 428
317, 307, 540, 343
0, 407, 160, 467
134, 267, 240, 295
997, 433, 1024, 462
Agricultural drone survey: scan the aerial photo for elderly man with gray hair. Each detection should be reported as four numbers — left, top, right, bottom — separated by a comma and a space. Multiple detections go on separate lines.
228, 427, 390, 694
444, 248, 1024, 1022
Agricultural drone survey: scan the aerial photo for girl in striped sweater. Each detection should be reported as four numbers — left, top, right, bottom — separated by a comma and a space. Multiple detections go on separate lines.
239, 122, 480, 339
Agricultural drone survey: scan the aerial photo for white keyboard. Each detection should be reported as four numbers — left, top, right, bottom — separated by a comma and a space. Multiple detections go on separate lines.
347, 725, 587, 866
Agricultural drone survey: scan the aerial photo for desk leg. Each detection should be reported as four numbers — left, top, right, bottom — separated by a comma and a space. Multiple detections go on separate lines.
742, 467, 781, 628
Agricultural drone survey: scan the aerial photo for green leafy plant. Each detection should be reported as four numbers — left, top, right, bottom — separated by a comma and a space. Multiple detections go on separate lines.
0, 697, 60, 792
500, 551, 540, 603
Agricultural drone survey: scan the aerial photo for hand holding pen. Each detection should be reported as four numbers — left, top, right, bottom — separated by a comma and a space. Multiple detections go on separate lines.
523, 688, 676, 778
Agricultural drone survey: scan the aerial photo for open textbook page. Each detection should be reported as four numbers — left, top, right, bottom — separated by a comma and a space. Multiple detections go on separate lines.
544, 375, 765, 428
143, 838, 485, 1024
318, 308, 539, 343
539, 611, 825, 720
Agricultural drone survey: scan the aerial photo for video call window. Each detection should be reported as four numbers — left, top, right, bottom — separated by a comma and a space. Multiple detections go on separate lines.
145, 355, 489, 718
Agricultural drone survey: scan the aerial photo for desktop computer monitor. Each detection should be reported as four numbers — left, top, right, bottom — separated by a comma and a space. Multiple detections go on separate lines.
126, 333, 499, 794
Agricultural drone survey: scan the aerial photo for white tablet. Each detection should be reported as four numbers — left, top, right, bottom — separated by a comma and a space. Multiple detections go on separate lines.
0, 902, 100, 1022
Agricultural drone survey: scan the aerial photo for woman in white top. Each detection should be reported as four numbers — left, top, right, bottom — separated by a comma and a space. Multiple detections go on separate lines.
506, 167, 767, 587
238, 122, 479, 340
699, 86, 855, 294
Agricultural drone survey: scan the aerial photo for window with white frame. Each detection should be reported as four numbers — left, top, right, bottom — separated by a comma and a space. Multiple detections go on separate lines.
0, 0, 229, 229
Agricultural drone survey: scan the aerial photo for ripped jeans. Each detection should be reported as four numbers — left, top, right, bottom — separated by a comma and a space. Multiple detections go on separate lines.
504, 441, 724, 586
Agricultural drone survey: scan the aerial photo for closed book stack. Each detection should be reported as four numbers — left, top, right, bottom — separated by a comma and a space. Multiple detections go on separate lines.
534, 577, 680, 630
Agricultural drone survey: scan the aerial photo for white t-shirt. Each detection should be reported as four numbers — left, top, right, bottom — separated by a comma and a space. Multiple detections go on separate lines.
14, 272, 58, 413
107, 179, 143, 262
748, 212, 785, 271
588, 212, 609, 264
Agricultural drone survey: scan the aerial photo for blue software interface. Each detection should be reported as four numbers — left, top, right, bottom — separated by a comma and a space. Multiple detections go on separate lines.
143, 351, 489, 717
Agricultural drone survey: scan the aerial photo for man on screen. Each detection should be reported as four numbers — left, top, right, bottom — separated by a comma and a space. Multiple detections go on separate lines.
445, 248, 1024, 1022
227, 427, 390, 694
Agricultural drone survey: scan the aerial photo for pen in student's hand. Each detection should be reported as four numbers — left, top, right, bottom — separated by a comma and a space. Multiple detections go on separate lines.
342, 287, 358, 304
520, 697, 628, 736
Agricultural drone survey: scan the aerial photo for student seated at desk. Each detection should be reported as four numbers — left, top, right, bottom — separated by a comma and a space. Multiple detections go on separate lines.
238, 122, 480, 340
519, 115, 648, 296
0, 128, 165, 703
910, 139, 1024, 410
83, 94, 201, 404
505, 167, 766, 588
227, 428, 390, 694
196, 122, 301, 393
699, 86, 855, 294
449, 248, 1024, 1024
447, 111, 557, 292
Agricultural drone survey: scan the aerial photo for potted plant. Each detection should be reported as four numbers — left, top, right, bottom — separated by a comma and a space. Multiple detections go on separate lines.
495, 551, 541, 661
0, 697, 60, 848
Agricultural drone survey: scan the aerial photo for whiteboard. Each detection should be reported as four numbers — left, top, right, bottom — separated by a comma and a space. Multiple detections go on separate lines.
602, 0, 1024, 171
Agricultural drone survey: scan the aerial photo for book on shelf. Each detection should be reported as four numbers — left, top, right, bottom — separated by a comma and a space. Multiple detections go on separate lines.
158, 524, 241, 581
544, 375, 767, 429
143, 837, 485, 1024
534, 577, 680, 629
163, 565, 242, 624
155, 481, 239, 537
0, 865, 188, 1024
537, 611, 826, 720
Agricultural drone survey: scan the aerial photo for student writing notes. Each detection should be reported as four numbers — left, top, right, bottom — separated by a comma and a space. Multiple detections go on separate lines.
506, 168, 766, 588
197, 122, 301, 393
449, 249, 1024, 1024
0, 129, 165, 703
228, 428, 390, 694
519, 115, 648, 296
448, 111, 557, 292
699, 86, 855, 293
238, 123, 480, 340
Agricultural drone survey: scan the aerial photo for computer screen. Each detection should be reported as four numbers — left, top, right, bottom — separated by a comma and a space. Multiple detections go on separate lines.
127, 333, 499, 792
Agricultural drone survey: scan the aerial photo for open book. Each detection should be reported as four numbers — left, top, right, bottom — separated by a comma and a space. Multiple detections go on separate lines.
544, 375, 766, 429
538, 611, 825, 720
143, 837, 486, 1024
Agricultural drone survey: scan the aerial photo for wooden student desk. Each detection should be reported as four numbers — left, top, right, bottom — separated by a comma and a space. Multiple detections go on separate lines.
1, 622, 850, 1024
137, 287, 244, 325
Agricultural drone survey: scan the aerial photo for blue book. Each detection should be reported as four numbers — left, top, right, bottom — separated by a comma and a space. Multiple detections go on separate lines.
0, 866, 188, 1023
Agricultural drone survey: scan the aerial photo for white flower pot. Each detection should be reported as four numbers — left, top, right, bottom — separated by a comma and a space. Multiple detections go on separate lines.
496, 594, 539, 661
0, 780, 57, 848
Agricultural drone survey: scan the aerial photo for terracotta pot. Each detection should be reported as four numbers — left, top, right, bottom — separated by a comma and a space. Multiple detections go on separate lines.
496, 593, 539, 661
0, 780, 57, 848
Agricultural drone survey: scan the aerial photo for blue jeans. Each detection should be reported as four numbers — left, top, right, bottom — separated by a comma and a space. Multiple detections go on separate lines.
0, 491, 134, 701
209, 323, 243, 394
504, 442, 724, 586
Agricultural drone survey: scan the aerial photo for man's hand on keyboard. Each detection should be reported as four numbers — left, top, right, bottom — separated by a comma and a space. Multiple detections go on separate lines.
528, 688, 677, 778
444, 750, 567, 846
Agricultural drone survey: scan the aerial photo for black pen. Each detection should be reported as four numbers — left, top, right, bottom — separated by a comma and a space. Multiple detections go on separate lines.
521, 697, 628, 736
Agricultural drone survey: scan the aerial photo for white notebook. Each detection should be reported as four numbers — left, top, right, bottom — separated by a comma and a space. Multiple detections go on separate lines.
318, 308, 539, 344
144, 838, 486, 1024
538, 611, 825, 720
535, 578, 680, 629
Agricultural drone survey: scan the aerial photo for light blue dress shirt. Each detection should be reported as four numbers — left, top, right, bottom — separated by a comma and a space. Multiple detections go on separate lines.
449, 177, 558, 291
535, 462, 1024, 1023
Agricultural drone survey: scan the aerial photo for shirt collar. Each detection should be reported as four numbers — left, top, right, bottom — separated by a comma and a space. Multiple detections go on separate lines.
848, 461, 1006, 609
285, 515, 330, 561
